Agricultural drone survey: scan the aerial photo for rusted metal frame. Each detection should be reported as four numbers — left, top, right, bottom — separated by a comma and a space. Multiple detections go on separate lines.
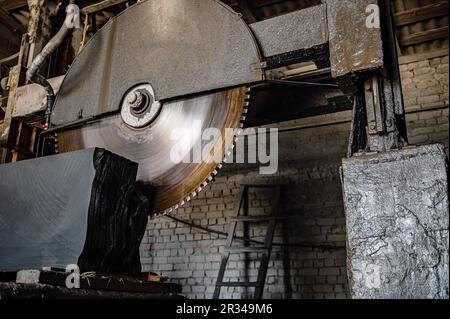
0, 33, 29, 163
365, 75, 385, 136
0, 0, 56, 163
345, 0, 407, 155
362, 0, 407, 153
27, 0, 59, 73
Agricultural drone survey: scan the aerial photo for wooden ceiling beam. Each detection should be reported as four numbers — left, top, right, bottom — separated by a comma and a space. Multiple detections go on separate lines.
0, 0, 28, 11
394, 1, 449, 26
0, 6, 25, 34
399, 26, 449, 47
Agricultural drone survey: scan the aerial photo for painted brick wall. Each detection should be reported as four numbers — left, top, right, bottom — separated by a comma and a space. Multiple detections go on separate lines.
401, 54, 449, 150
140, 52, 449, 299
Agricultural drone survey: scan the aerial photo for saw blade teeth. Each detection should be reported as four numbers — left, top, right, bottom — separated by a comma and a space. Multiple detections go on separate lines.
156, 85, 253, 215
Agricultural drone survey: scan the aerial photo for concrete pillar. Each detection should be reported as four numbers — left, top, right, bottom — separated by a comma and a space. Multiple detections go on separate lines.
341, 144, 449, 299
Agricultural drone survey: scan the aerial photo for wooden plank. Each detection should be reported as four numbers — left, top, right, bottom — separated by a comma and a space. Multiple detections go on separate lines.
0, 282, 184, 299
0, 0, 27, 11
81, 0, 127, 15
400, 26, 449, 47
394, 1, 449, 26
0, 64, 20, 147
0, 34, 27, 155
38, 270, 182, 294
0, 52, 19, 64
398, 49, 449, 65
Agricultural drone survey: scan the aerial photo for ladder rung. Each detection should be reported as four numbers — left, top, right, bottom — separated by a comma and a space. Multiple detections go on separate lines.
216, 282, 263, 287
223, 246, 268, 253
230, 216, 288, 222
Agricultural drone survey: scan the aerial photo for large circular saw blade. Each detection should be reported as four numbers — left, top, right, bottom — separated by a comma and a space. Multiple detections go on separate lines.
52, 0, 260, 214
58, 87, 249, 214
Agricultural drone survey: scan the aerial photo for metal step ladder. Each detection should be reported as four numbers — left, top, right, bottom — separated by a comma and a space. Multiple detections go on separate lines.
213, 184, 284, 299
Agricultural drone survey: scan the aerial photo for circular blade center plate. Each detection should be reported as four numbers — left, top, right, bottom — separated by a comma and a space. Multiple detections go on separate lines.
58, 87, 247, 214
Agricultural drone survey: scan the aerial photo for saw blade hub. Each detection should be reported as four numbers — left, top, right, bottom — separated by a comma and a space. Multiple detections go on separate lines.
120, 84, 162, 129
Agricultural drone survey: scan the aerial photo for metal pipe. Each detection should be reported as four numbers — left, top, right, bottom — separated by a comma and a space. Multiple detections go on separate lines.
26, 0, 77, 129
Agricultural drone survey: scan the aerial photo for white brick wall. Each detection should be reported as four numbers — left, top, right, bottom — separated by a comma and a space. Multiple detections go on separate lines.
401, 54, 449, 150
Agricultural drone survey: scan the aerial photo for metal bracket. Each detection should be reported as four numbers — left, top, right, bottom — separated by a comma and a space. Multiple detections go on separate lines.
364, 75, 385, 136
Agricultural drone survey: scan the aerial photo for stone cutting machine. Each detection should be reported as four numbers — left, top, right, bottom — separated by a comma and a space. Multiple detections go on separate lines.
0, 0, 407, 215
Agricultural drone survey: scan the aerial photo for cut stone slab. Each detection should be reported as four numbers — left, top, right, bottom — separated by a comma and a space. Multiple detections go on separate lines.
342, 144, 449, 299
0, 148, 149, 276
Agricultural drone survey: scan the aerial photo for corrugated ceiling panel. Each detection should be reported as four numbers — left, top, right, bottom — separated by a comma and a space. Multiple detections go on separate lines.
393, 0, 449, 55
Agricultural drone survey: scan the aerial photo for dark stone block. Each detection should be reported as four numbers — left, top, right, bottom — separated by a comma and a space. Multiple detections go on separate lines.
0, 148, 150, 276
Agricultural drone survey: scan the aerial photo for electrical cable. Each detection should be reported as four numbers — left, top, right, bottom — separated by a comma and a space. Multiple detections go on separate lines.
164, 214, 345, 251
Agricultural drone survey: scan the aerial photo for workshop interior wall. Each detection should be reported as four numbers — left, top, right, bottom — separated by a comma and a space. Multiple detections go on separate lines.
140, 52, 449, 299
